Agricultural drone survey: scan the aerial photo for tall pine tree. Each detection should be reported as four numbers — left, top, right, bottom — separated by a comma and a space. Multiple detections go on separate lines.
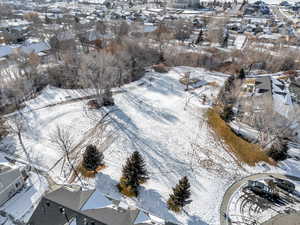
82, 145, 104, 172
238, 68, 246, 80
195, 29, 203, 45
118, 151, 149, 197
167, 176, 191, 212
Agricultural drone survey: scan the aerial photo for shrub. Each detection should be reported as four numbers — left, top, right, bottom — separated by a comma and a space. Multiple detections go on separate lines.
117, 177, 138, 197
77, 163, 106, 178
266, 140, 289, 161
152, 63, 169, 73
220, 105, 234, 122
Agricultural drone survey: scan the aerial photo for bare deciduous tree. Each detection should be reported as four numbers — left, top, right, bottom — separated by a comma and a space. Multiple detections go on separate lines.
173, 19, 193, 44
9, 112, 30, 161
207, 18, 228, 45
50, 125, 83, 185
79, 51, 118, 106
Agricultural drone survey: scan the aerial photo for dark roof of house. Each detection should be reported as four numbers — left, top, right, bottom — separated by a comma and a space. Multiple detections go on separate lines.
255, 76, 271, 91
255, 76, 272, 98
29, 186, 179, 225
0, 166, 22, 191
83, 208, 139, 225
44, 186, 94, 211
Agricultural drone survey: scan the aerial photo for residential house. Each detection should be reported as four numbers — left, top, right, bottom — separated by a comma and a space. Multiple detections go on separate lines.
0, 19, 31, 44
28, 186, 179, 225
169, 0, 200, 8
0, 41, 51, 63
78, 29, 114, 50
0, 163, 27, 206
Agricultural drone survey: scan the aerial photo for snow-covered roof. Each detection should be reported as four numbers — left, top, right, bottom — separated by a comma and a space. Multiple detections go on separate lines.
144, 24, 157, 33
0, 19, 31, 29
0, 164, 22, 193
134, 211, 152, 224
0, 46, 14, 58
20, 42, 51, 54
81, 189, 113, 211
87, 30, 113, 41
258, 33, 283, 40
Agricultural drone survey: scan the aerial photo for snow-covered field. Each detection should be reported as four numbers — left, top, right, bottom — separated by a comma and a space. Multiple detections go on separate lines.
2, 67, 300, 224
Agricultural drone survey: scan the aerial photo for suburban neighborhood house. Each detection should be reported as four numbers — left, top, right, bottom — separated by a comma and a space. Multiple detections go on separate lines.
28, 186, 178, 225
0, 162, 27, 207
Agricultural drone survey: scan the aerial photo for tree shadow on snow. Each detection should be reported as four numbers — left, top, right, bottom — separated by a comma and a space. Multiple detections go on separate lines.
96, 172, 122, 200
187, 215, 209, 225
121, 91, 178, 124
137, 187, 180, 225
108, 106, 195, 187
142, 73, 184, 97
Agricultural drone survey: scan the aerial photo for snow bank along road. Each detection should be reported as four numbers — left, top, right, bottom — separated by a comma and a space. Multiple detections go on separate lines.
220, 173, 300, 225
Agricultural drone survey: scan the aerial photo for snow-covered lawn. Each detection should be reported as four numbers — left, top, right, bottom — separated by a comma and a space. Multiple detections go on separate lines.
2, 67, 300, 224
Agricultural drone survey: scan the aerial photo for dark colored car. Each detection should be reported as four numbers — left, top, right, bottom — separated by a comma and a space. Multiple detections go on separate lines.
243, 180, 279, 201
274, 178, 295, 193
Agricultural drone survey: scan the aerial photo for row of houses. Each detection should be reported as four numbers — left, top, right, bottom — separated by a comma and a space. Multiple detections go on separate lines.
28, 185, 178, 225
0, 157, 178, 225
0, 41, 51, 63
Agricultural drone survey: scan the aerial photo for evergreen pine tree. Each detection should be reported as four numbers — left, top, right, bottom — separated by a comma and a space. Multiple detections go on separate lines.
118, 151, 149, 197
222, 30, 229, 48
238, 68, 246, 80
82, 145, 104, 172
195, 29, 203, 45
167, 176, 191, 212
45, 15, 51, 24
131, 151, 149, 184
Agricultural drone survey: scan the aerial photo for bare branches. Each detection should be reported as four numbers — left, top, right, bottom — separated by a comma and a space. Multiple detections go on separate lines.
49, 125, 84, 186
79, 51, 118, 106
50, 125, 75, 154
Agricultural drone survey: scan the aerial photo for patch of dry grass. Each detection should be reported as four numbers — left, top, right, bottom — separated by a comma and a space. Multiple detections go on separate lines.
77, 163, 106, 178
207, 81, 220, 87
179, 77, 200, 85
117, 177, 137, 197
207, 108, 271, 166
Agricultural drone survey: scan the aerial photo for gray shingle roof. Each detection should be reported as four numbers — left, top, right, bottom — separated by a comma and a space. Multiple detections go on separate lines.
45, 186, 94, 211
0, 167, 22, 191
82, 207, 139, 225
29, 186, 179, 225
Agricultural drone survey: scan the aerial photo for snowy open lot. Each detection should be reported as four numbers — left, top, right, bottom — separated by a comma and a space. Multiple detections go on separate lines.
1, 67, 300, 224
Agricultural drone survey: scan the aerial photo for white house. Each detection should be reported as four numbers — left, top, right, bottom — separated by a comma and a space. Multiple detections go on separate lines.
169, 0, 200, 8
0, 163, 26, 206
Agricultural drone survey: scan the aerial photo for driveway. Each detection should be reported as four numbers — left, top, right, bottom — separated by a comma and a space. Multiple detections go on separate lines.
220, 173, 300, 225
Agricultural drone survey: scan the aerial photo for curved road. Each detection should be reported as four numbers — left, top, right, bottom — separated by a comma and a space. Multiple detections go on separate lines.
220, 173, 300, 225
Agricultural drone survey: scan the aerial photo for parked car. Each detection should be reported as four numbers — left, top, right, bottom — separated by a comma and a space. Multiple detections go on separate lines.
244, 180, 277, 199
273, 178, 295, 193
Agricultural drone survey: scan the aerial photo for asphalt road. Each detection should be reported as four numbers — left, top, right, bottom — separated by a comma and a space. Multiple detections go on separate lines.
220, 173, 300, 225
262, 211, 300, 225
